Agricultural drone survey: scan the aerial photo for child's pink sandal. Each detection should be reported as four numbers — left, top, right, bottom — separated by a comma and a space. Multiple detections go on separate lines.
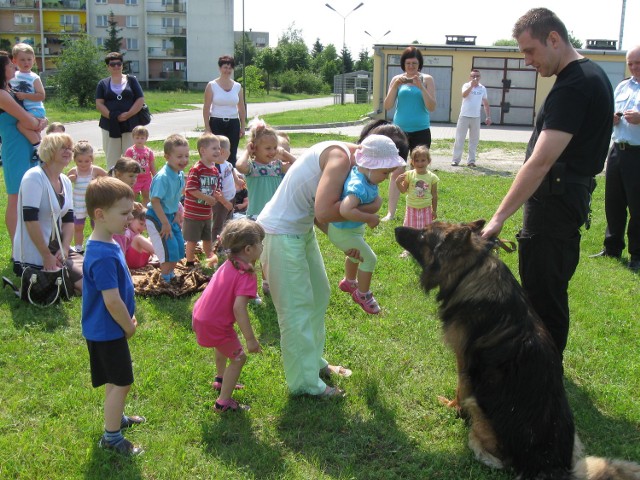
212, 376, 245, 391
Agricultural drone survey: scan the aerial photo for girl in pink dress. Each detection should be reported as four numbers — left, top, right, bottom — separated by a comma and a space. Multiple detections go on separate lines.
192, 218, 264, 412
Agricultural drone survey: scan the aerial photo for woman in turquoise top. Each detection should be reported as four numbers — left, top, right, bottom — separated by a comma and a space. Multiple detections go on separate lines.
0, 52, 46, 251
382, 46, 436, 221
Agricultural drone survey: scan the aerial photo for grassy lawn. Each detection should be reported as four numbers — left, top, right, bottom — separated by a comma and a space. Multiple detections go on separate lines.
0, 139, 638, 479
45, 90, 328, 124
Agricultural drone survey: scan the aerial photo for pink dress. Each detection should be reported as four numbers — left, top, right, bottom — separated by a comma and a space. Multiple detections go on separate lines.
126, 145, 155, 193
192, 259, 257, 347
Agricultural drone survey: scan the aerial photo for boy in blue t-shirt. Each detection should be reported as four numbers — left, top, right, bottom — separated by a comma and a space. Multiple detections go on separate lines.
82, 176, 145, 456
145, 134, 189, 282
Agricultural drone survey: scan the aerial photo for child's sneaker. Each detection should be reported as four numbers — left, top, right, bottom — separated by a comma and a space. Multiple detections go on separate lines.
98, 436, 143, 456
338, 277, 358, 294
212, 376, 245, 391
352, 290, 381, 314
213, 398, 250, 413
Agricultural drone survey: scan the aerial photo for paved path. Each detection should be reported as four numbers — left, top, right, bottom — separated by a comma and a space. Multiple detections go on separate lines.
65, 96, 533, 175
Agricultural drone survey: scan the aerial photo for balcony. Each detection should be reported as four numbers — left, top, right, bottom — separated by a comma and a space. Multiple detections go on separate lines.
147, 26, 186, 36
0, 0, 38, 8
42, 0, 86, 9
148, 46, 185, 58
146, 2, 185, 13
43, 22, 86, 33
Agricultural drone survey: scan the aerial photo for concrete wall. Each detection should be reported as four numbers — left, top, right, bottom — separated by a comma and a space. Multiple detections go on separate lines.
186, 0, 234, 88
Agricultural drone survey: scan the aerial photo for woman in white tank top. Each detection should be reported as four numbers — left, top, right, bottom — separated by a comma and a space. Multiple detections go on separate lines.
202, 55, 246, 167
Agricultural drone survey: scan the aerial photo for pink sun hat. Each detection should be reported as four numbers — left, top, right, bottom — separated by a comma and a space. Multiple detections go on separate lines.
355, 134, 407, 170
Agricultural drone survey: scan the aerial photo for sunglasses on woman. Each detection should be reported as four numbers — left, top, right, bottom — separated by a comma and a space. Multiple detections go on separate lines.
109, 62, 123, 67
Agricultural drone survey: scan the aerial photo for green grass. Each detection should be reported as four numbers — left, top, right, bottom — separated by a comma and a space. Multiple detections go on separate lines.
46, 91, 328, 124
1, 140, 639, 479
259, 103, 373, 126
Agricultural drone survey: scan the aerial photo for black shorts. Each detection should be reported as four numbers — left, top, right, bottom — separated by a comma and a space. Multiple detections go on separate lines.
87, 337, 134, 388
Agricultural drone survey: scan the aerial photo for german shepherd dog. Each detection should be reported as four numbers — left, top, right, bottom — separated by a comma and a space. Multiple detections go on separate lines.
395, 220, 640, 480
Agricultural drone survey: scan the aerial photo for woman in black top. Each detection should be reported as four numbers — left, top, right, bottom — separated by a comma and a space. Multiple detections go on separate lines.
95, 52, 145, 170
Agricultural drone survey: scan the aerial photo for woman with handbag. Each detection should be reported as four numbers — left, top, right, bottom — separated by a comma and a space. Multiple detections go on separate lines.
0, 51, 47, 252
96, 52, 146, 171
202, 55, 246, 167
13, 133, 83, 295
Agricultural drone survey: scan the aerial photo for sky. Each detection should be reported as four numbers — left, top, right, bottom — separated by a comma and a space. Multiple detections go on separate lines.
233, 0, 640, 55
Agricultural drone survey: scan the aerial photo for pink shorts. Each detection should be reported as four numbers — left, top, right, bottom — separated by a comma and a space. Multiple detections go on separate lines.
133, 173, 152, 194
126, 247, 151, 269
215, 337, 245, 360
403, 206, 433, 229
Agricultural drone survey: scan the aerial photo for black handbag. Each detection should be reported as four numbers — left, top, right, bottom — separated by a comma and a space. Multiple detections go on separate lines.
137, 104, 151, 125
20, 265, 72, 307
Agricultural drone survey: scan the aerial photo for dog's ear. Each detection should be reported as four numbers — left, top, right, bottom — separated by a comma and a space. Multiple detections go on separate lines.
467, 219, 486, 233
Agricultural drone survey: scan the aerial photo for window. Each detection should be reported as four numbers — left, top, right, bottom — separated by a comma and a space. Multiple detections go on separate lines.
96, 37, 105, 48
162, 17, 179, 28
126, 16, 138, 28
128, 60, 139, 74
96, 15, 108, 27
95, 0, 107, 4
60, 14, 80, 25
14, 14, 35, 25
126, 38, 138, 50
125, 0, 138, 5
161, 39, 173, 49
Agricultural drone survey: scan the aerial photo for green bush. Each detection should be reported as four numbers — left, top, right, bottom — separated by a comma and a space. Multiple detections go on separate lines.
277, 69, 329, 95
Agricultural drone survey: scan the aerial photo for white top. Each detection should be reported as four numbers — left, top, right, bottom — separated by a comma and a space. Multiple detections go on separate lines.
9, 70, 44, 113
208, 80, 241, 119
218, 161, 236, 201
257, 141, 350, 235
13, 166, 74, 267
460, 82, 488, 118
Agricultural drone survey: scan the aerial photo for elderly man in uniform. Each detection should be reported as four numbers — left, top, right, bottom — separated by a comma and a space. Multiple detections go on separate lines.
482, 8, 613, 358
591, 45, 640, 272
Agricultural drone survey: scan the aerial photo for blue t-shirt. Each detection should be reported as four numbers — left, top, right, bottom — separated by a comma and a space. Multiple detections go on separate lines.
393, 84, 430, 132
332, 166, 378, 229
82, 239, 135, 341
147, 163, 185, 215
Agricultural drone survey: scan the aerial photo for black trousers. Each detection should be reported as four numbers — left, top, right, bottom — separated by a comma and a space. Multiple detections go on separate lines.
518, 184, 589, 356
209, 117, 241, 167
603, 144, 640, 259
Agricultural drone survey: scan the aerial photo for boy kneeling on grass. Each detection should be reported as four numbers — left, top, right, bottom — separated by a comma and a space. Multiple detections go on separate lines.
82, 176, 145, 456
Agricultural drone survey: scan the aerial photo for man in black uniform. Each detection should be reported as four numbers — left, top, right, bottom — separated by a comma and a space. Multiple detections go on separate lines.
482, 8, 613, 357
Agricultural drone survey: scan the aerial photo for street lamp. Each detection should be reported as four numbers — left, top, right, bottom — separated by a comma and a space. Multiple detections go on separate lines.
325, 2, 364, 105
364, 30, 391, 44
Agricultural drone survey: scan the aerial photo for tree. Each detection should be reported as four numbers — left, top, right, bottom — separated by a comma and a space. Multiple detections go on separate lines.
311, 39, 323, 58
354, 49, 372, 72
340, 46, 354, 73
493, 39, 518, 46
52, 34, 105, 107
256, 47, 283, 94
277, 25, 310, 71
103, 11, 123, 53
240, 65, 265, 98
234, 32, 257, 68
568, 31, 582, 49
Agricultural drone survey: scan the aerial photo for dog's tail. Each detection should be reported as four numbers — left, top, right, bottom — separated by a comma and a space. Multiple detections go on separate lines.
573, 456, 640, 479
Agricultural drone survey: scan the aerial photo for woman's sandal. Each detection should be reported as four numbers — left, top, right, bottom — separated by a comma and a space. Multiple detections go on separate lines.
320, 365, 352, 379
318, 386, 346, 398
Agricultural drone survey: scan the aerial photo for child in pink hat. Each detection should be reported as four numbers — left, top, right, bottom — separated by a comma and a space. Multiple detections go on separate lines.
328, 134, 406, 314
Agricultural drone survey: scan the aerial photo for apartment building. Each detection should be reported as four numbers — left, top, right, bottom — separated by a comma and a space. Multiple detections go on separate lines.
0, 0, 233, 87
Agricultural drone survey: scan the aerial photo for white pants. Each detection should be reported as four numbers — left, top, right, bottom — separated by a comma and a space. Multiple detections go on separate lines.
452, 115, 481, 164
101, 129, 133, 171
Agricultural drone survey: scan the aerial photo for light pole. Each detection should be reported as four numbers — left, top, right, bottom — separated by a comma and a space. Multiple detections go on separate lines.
325, 2, 364, 105
364, 30, 391, 44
